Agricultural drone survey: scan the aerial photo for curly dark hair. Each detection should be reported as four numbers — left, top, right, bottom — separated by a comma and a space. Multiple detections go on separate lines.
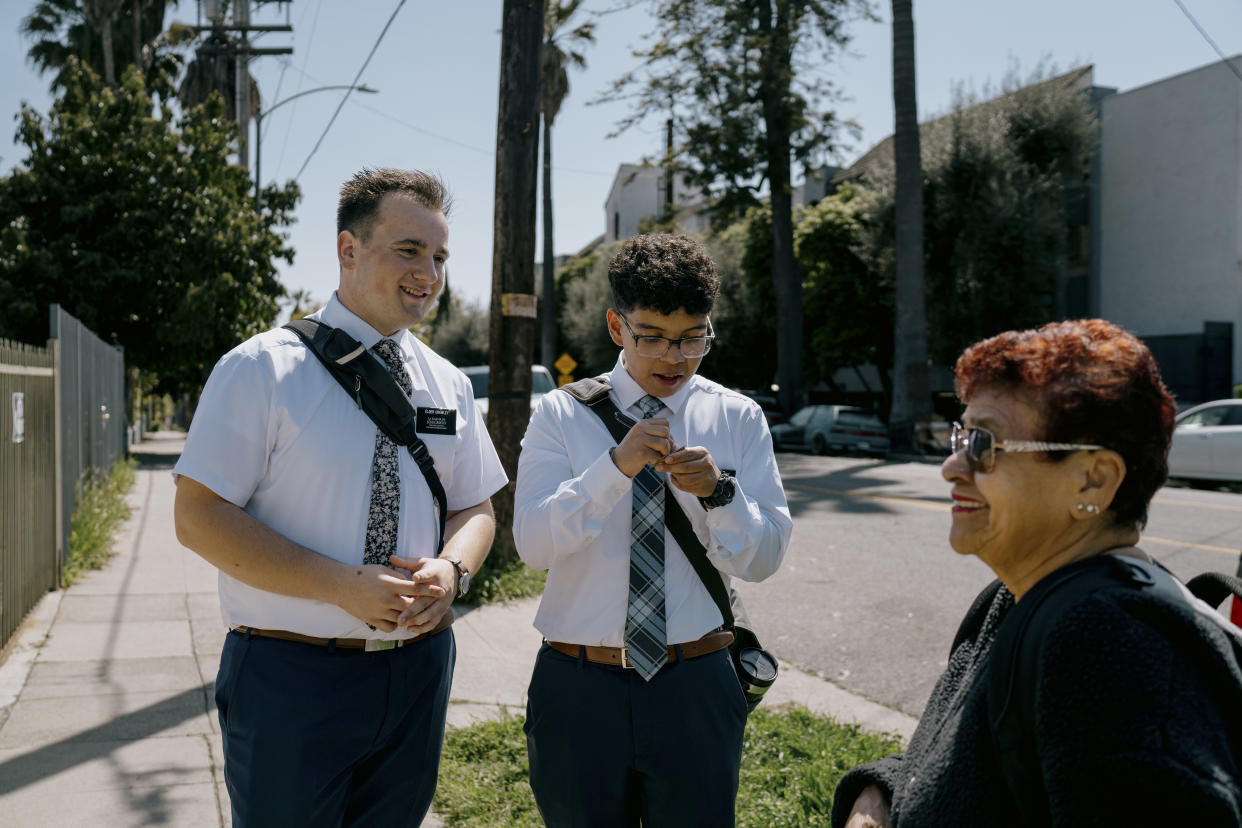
954, 319, 1177, 529
337, 167, 452, 241
607, 234, 719, 316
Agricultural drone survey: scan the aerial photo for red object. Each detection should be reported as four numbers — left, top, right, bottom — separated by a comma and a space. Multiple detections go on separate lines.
1233, 556, 1242, 626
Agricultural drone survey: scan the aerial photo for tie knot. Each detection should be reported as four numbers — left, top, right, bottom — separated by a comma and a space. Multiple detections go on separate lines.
372, 339, 404, 374
637, 394, 663, 419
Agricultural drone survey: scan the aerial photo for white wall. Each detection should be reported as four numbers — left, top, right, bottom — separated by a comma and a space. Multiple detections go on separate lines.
1098, 59, 1242, 382
603, 165, 708, 243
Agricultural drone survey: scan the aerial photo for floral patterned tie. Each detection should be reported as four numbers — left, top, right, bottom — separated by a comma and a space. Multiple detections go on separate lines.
363, 339, 414, 567
625, 394, 668, 681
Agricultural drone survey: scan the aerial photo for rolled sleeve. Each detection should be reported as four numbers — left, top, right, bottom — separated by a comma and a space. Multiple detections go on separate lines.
174, 347, 274, 507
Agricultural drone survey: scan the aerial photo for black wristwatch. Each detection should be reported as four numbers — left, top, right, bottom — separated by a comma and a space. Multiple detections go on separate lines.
443, 557, 470, 599
699, 472, 736, 510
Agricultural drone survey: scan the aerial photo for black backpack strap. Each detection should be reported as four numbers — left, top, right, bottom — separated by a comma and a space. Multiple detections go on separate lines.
1186, 571, 1242, 611
283, 318, 448, 555
559, 377, 736, 630
561, 376, 637, 445
986, 553, 1241, 825
988, 555, 1132, 827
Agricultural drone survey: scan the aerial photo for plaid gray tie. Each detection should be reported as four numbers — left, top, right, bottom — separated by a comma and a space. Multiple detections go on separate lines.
363, 339, 414, 568
625, 393, 668, 681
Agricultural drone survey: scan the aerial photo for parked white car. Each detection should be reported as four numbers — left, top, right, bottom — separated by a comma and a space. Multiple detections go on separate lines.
461, 364, 556, 424
770, 404, 890, 457
1167, 398, 1242, 486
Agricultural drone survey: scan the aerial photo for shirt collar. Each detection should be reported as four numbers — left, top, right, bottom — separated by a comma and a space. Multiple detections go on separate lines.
606, 352, 698, 416
315, 292, 414, 356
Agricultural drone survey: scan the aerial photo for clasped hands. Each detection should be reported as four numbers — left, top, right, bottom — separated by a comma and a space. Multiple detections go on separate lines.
611, 416, 720, 499
342, 555, 455, 635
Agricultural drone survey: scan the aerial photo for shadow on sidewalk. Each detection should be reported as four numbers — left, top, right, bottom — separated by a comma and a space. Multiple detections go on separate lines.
131, 450, 178, 471
0, 683, 213, 799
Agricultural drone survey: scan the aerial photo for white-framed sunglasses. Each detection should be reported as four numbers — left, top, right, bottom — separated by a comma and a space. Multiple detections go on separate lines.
950, 422, 1105, 473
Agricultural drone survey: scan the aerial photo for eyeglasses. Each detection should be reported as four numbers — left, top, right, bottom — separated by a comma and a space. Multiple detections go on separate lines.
950, 422, 1106, 474
615, 311, 714, 359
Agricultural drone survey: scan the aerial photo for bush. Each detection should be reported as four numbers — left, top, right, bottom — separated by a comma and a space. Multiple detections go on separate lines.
64, 457, 137, 586
457, 553, 546, 606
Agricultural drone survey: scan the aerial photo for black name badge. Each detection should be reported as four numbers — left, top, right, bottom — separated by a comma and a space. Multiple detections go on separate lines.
416, 407, 457, 436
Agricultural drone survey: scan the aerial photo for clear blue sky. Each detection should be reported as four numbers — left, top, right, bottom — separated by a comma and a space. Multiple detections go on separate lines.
4, 0, 1242, 313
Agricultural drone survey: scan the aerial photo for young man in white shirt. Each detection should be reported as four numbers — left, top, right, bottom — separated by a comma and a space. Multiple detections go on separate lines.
514, 233, 793, 826
174, 168, 507, 827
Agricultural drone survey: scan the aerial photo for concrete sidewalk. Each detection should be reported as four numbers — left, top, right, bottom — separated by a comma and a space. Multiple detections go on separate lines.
0, 432, 916, 827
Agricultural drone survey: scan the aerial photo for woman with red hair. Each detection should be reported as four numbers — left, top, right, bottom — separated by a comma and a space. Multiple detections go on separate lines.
836, 319, 1242, 827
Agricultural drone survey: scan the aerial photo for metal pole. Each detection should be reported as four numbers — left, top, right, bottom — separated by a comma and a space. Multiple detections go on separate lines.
234, 0, 251, 170
254, 110, 262, 208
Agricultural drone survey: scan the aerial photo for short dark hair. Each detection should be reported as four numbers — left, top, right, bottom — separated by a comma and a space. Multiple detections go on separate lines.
607, 234, 719, 316
336, 168, 452, 241
955, 319, 1177, 529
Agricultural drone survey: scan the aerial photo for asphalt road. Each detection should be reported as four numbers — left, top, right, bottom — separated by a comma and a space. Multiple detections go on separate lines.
733, 452, 1242, 719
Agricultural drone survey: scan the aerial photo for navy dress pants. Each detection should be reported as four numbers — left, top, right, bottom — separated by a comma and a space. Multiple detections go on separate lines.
215, 627, 455, 828
524, 642, 749, 827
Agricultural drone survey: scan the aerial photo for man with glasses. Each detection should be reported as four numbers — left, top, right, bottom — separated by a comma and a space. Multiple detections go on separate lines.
513, 233, 792, 826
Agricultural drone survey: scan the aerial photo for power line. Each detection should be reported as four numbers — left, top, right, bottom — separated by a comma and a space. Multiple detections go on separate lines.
278, 57, 616, 178
347, 97, 616, 177
1171, 0, 1242, 83
295, 0, 407, 180
274, 0, 325, 178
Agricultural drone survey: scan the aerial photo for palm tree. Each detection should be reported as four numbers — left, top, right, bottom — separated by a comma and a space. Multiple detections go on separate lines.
538, 0, 595, 372
22, 0, 181, 92
82, 0, 126, 85
888, 0, 931, 451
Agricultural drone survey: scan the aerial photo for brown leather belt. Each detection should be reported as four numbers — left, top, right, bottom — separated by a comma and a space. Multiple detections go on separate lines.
233, 611, 453, 652
547, 630, 734, 669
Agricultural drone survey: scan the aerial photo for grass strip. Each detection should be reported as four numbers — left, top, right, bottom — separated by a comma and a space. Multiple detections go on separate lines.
434, 704, 902, 826
63, 457, 137, 587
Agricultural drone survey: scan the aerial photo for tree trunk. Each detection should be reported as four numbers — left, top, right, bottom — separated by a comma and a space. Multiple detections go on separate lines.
758, 0, 803, 416
488, 0, 544, 562
889, 0, 931, 451
541, 113, 557, 372
100, 18, 116, 85
132, 0, 142, 70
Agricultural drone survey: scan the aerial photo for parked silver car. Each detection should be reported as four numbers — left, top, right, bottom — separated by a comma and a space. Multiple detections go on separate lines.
770, 404, 890, 456
461, 364, 556, 423
1167, 398, 1242, 486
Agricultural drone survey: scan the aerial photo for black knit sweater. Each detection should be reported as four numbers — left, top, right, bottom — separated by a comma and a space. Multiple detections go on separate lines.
832, 575, 1242, 827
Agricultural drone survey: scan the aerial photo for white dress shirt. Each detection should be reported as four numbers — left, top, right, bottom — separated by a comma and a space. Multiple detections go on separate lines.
175, 293, 508, 639
514, 354, 792, 646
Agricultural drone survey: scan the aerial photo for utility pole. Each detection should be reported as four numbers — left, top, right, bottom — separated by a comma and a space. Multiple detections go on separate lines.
234, 0, 250, 169
487, 0, 545, 562
185, 0, 292, 171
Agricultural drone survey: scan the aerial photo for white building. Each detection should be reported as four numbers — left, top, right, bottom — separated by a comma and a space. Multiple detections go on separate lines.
603, 164, 711, 243
1097, 58, 1241, 401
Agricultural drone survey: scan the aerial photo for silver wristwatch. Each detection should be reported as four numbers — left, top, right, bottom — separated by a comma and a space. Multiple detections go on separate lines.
444, 557, 470, 598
